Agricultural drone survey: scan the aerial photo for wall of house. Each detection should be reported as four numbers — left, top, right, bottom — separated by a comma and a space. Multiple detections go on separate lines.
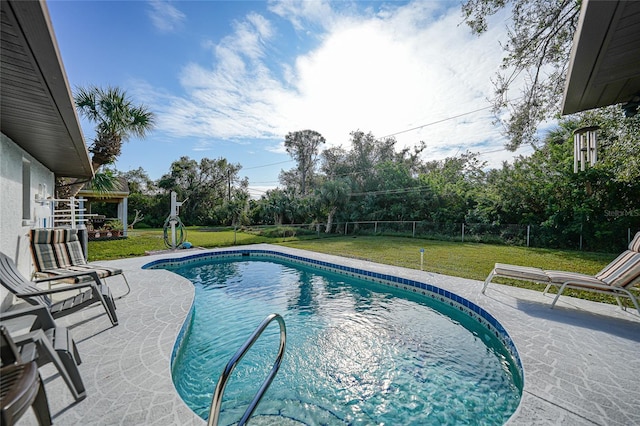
1, 132, 55, 310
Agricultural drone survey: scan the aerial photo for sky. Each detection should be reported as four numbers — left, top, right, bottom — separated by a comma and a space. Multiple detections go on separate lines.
46, 0, 538, 198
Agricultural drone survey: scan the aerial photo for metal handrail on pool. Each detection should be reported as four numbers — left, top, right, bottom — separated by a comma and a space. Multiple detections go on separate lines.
208, 313, 287, 426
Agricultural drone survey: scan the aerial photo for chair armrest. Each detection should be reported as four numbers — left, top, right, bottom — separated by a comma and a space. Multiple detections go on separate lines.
556, 280, 636, 297
7, 328, 48, 349
559, 280, 613, 290
0, 305, 56, 330
15, 278, 100, 298
34, 270, 101, 285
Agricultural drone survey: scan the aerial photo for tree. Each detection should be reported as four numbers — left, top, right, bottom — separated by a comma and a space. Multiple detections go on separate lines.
419, 152, 486, 223
344, 131, 397, 193
121, 167, 157, 194
282, 130, 326, 196
366, 161, 424, 221
316, 179, 350, 233
157, 156, 244, 225
261, 189, 293, 225
577, 107, 640, 183
320, 146, 349, 179
473, 114, 640, 251
75, 85, 155, 171
119, 167, 161, 227
462, 0, 581, 149
216, 188, 250, 226
314, 131, 427, 223
56, 86, 155, 198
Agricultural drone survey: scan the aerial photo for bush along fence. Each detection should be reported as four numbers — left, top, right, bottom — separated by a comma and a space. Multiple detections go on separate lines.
240, 221, 639, 253
341, 221, 639, 252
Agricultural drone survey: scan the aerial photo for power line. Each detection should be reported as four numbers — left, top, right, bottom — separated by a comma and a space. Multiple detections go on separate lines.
380, 105, 494, 139
243, 160, 294, 170
379, 94, 526, 140
350, 186, 430, 197
240, 103, 509, 174
240, 100, 530, 187
246, 186, 270, 195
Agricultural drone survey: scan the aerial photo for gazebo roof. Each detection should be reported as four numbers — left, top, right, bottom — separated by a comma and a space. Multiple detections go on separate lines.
77, 178, 130, 203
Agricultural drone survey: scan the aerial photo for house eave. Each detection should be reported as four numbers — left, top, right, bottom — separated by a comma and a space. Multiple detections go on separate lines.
562, 0, 640, 115
1, 0, 93, 179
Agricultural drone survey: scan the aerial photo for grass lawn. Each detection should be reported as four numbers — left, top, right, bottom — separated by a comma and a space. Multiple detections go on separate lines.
86, 227, 273, 261
280, 236, 613, 280
89, 229, 633, 306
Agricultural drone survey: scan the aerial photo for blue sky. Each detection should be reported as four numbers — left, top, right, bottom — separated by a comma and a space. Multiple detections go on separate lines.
47, 0, 535, 197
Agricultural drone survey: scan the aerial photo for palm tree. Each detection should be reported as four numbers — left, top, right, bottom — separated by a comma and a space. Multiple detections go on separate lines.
317, 179, 350, 233
75, 85, 155, 172
56, 86, 155, 198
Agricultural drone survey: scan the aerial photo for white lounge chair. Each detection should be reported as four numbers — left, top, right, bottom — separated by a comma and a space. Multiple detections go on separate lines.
29, 228, 130, 298
482, 232, 640, 314
0, 252, 118, 326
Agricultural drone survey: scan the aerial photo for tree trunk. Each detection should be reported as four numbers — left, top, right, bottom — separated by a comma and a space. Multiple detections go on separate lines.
55, 177, 89, 199
325, 207, 337, 233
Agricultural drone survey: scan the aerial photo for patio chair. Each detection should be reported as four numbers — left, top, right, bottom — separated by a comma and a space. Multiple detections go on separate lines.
0, 252, 118, 326
482, 232, 640, 314
1, 325, 52, 425
29, 228, 130, 298
1, 306, 86, 402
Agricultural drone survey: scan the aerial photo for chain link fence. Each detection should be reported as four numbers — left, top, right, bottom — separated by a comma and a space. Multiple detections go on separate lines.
338, 221, 639, 252
241, 221, 638, 253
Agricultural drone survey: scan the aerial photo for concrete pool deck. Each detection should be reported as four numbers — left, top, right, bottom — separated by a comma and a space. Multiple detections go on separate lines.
12, 244, 640, 425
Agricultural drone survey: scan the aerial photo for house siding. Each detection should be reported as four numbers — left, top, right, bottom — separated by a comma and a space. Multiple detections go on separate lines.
1, 132, 55, 310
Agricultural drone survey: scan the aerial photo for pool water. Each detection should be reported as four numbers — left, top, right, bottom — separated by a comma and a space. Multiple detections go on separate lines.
166, 258, 522, 425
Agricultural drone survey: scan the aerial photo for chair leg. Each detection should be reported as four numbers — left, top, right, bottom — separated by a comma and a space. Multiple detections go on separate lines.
37, 329, 86, 402
97, 285, 119, 326
57, 349, 86, 401
481, 270, 495, 294
53, 328, 86, 401
115, 273, 131, 299
614, 289, 640, 315
102, 295, 119, 326
71, 338, 82, 366
550, 283, 570, 309
14, 330, 83, 402
32, 373, 52, 426
614, 296, 624, 310
631, 295, 640, 315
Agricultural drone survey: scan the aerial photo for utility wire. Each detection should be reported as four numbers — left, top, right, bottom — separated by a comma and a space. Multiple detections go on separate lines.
380, 105, 494, 139
240, 100, 530, 193
239, 105, 506, 173
243, 160, 294, 170
350, 186, 430, 197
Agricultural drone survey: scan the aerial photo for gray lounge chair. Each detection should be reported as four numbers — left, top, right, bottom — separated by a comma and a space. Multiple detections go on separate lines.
29, 228, 130, 299
0, 252, 118, 326
1, 325, 52, 426
1, 305, 85, 402
482, 232, 640, 314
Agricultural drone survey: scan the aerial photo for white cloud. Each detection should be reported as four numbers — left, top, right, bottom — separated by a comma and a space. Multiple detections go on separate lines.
147, 0, 525, 169
147, 0, 186, 33
274, 2, 514, 164
268, 0, 338, 32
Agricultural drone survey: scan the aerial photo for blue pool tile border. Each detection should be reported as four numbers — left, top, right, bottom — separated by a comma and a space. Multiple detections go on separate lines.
144, 249, 523, 378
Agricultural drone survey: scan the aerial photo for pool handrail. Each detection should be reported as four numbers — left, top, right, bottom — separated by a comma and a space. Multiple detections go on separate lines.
208, 313, 287, 426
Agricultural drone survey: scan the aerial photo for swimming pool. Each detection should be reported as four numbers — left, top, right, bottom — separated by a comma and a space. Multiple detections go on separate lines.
145, 250, 523, 425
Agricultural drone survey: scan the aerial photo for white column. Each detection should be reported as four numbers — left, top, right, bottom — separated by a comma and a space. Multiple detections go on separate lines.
118, 197, 128, 237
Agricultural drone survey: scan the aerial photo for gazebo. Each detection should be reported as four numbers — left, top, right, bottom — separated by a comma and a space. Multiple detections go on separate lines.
77, 177, 130, 238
